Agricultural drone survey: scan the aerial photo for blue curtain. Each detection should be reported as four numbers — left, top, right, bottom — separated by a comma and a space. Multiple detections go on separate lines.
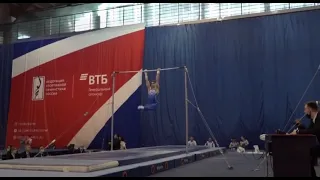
142, 9, 320, 148
0, 44, 13, 149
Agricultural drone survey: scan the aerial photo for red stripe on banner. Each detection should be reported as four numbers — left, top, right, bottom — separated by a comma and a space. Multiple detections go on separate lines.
6, 29, 145, 148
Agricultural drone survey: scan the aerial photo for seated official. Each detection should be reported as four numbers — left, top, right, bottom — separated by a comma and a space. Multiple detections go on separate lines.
119, 136, 127, 150
4, 145, 12, 160
67, 144, 76, 154
229, 138, 239, 150
20, 145, 33, 158
204, 138, 215, 148
113, 134, 121, 150
7, 147, 19, 159
187, 136, 197, 147
108, 134, 121, 150
290, 101, 320, 177
74, 146, 86, 154
239, 136, 249, 148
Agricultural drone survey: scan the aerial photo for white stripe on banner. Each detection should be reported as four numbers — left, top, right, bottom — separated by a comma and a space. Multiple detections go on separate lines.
68, 70, 142, 147
12, 24, 145, 78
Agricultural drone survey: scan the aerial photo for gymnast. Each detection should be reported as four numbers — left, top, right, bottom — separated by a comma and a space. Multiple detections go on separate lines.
138, 68, 160, 110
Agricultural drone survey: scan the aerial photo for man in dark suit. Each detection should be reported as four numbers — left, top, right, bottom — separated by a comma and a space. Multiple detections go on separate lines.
113, 134, 121, 150
7, 147, 19, 159
20, 145, 33, 158
291, 101, 320, 177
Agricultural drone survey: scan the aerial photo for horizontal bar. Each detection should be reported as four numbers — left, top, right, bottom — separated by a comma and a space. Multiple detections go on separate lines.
114, 66, 185, 74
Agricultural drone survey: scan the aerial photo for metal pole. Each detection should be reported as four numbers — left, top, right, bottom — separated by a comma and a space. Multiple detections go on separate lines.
110, 72, 116, 151
184, 66, 189, 154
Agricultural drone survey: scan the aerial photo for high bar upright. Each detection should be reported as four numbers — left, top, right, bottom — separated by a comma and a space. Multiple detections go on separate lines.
115, 66, 185, 74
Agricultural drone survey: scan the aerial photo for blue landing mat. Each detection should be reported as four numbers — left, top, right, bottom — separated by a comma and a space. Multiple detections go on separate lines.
46, 145, 208, 166
0, 146, 225, 176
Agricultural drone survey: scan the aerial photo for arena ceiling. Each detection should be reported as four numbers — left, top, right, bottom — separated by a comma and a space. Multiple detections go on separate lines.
8, 3, 83, 18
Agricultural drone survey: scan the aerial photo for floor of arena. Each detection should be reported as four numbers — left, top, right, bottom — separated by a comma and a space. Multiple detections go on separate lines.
1, 147, 319, 177
151, 151, 273, 177
0, 145, 226, 177
151, 151, 320, 177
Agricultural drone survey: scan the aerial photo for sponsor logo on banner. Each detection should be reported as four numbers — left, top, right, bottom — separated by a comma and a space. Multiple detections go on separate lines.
80, 73, 111, 96
45, 79, 67, 96
32, 76, 45, 101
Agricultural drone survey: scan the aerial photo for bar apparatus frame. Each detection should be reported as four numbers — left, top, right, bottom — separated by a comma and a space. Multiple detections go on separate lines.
108, 66, 188, 153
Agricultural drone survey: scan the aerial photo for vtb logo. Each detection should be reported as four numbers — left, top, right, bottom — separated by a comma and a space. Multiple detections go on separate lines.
80, 73, 108, 85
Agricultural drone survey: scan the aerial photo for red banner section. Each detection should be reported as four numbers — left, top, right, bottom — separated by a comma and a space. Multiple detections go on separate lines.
7, 24, 145, 148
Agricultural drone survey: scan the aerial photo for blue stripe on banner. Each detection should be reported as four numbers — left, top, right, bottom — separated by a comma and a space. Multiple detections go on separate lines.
89, 87, 142, 149
13, 37, 67, 59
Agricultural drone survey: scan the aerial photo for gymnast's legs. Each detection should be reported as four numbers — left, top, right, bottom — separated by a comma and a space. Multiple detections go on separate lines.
138, 103, 157, 110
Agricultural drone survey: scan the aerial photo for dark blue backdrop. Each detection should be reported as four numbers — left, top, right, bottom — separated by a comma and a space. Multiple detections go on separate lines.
2, 9, 320, 149
141, 9, 320, 148
0, 44, 13, 149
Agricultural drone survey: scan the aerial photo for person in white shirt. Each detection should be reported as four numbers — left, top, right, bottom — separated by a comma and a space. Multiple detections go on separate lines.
239, 136, 249, 148
204, 138, 215, 148
187, 136, 197, 147
119, 136, 126, 150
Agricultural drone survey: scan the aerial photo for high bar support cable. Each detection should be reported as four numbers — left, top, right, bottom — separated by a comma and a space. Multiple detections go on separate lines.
185, 70, 233, 169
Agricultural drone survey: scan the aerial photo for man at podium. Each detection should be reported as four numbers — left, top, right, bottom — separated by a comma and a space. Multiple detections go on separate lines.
291, 101, 320, 177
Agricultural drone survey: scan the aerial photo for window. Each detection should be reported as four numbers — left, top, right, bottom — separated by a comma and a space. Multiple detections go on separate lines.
143, 3, 160, 26
98, 3, 141, 28
202, 3, 220, 19
75, 12, 93, 32
17, 22, 31, 40
159, 3, 179, 25
97, 10, 107, 28
0, 31, 3, 44
241, 3, 265, 15
99, 3, 137, 9
44, 18, 59, 35
220, 3, 242, 17
178, 3, 200, 23
59, 15, 75, 33
18, 33, 30, 40
289, 3, 315, 9
97, 4, 107, 28
106, 7, 124, 27
123, 4, 142, 25
270, 3, 290, 11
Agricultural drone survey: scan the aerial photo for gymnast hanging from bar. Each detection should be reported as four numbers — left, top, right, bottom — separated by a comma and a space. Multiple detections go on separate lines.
138, 68, 160, 110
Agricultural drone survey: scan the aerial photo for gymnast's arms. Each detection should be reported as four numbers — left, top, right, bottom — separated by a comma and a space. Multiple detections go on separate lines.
156, 68, 160, 86
144, 70, 151, 91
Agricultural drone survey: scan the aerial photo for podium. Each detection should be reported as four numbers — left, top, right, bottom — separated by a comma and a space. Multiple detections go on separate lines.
266, 134, 317, 177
